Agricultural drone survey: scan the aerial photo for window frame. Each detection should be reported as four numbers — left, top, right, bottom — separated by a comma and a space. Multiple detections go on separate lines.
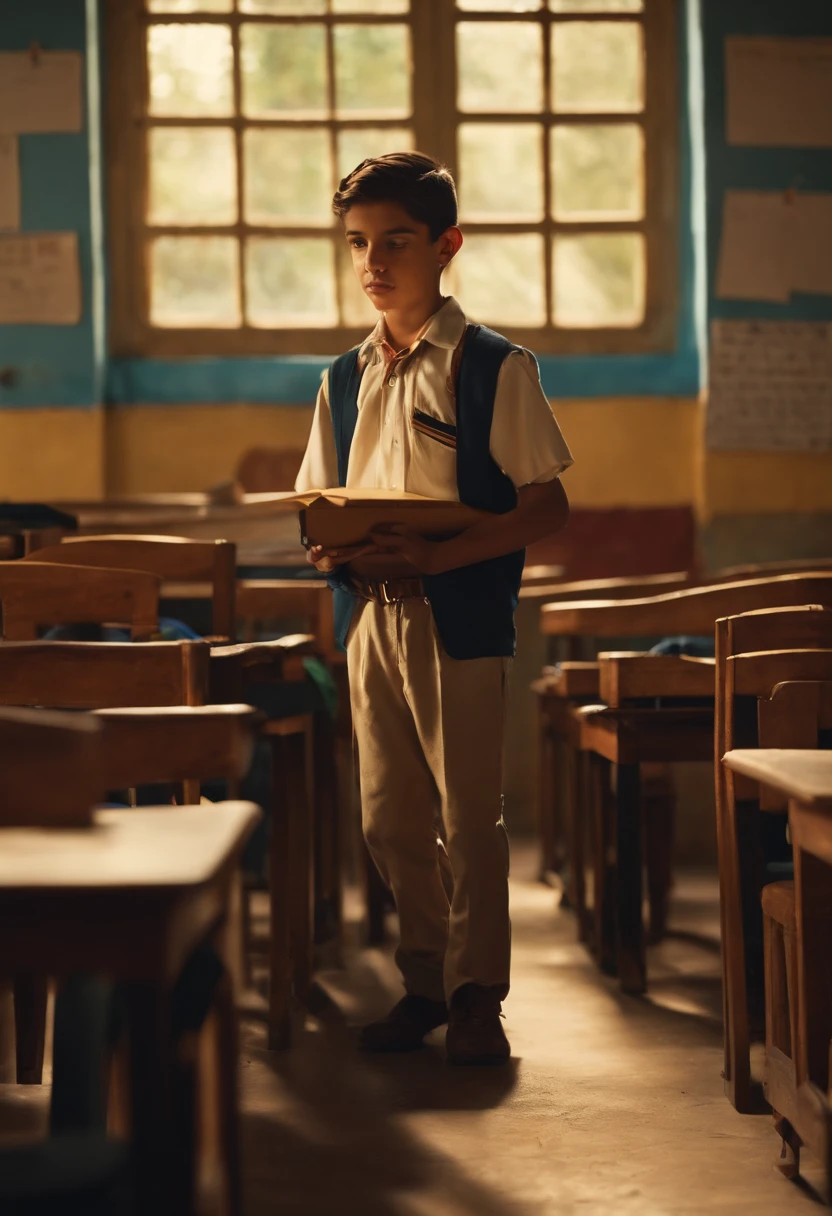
105, 0, 679, 359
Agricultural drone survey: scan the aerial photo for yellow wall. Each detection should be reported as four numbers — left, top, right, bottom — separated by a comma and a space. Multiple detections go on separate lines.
2, 399, 832, 518
0, 408, 106, 499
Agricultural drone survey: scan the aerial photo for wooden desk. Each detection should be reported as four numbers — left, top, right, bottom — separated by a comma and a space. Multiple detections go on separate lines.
0, 800, 260, 1216
723, 750, 832, 1189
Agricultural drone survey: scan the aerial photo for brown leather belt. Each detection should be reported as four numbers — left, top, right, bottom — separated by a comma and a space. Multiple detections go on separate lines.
352, 576, 425, 605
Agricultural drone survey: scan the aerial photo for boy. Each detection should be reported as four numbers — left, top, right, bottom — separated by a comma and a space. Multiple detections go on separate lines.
296, 152, 572, 1065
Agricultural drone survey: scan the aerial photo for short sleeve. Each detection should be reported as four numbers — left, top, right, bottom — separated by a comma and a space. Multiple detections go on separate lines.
294, 369, 339, 492
489, 349, 574, 488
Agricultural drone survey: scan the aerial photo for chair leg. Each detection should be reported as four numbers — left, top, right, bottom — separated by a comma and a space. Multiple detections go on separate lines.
616, 761, 646, 995
313, 711, 343, 950
567, 743, 588, 941
643, 768, 675, 944
590, 754, 616, 974
536, 703, 557, 881
266, 733, 298, 1050
125, 982, 194, 1216
213, 969, 243, 1216
13, 973, 48, 1084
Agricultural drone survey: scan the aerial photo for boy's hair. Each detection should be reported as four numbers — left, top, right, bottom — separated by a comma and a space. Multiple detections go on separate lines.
332, 152, 458, 242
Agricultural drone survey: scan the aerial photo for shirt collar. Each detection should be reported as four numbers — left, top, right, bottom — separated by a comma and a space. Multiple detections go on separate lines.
358, 296, 467, 366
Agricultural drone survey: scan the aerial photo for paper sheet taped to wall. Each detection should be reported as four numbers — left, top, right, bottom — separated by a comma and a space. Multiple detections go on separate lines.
726, 37, 832, 147
0, 52, 83, 135
706, 321, 832, 452
716, 191, 832, 302
0, 137, 21, 231
0, 233, 82, 324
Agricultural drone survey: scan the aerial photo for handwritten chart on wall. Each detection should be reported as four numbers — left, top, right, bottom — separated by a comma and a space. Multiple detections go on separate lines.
0, 233, 82, 325
706, 321, 832, 451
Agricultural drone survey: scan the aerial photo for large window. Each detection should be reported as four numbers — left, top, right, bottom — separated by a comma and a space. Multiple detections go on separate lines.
106, 0, 678, 356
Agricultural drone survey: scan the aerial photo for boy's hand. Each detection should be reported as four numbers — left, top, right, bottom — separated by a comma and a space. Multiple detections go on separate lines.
306, 542, 379, 574
370, 526, 446, 575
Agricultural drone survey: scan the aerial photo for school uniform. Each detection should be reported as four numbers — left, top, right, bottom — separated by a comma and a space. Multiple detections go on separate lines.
296, 296, 572, 1005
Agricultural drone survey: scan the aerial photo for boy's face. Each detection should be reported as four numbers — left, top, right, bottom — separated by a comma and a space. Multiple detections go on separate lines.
343, 200, 462, 317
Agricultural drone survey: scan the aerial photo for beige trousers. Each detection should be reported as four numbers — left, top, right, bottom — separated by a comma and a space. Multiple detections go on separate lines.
347, 596, 511, 1004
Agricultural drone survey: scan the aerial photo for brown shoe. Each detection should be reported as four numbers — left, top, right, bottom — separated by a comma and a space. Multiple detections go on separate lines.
446, 984, 510, 1066
359, 995, 448, 1053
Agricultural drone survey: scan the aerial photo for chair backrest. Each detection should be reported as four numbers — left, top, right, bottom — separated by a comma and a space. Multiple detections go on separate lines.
0, 640, 210, 709
541, 572, 832, 639
0, 706, 104, 827
27, 535, 237, 641
0, 561, 161, 641
94, 704, 260, 789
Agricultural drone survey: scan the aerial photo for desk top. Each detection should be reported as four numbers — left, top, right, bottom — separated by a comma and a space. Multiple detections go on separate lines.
0, 801, 260, 891
722, 750, 832, 807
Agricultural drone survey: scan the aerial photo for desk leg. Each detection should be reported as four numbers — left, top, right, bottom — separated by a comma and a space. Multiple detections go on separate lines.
125, 983, 193, 1216
590, 754, 616, 974
568, 744, 588, 942
13, 972, 48, 1085
616, 762, 646, 995
267, 737, 293, 1050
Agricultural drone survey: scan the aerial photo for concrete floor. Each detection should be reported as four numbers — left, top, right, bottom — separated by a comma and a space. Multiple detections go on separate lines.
240, 847, 823, 1216
0, 847, 823, 1214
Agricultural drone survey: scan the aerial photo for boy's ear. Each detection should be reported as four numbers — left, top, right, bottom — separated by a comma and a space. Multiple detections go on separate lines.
438, 226, 463, 267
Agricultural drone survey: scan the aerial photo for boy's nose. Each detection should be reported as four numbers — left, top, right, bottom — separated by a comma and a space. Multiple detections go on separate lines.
365, 246, 387, 273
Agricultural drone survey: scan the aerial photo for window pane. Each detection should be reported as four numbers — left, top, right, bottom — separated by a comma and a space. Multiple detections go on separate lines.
240, 1, 325, 12
246, 237, 338, 326
457, 0, 541, 9
149, 0, 231, 10
148, 128, 237, 225
337, 241, 378, 326
553, 232, 645, 326
457, 23, 543, 113
147, 24, 233, 117
550, 1, 642, 11
333, 25, 411, 118
336, 127, 413, 180
333, 0, 409, 12
244, 128, 332, 226
150, 236, 240, 327
458, 123, 543, 221
241, 24, 327, 118
452, 233, 546, 326
551, 123, 643, 219
552, 21, 644, 112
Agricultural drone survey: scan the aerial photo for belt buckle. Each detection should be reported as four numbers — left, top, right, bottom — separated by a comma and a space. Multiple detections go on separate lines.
379, 580, 394, 605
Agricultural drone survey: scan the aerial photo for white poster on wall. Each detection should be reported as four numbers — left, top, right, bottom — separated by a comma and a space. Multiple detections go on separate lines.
0, 51, 83, 135
706, 320, 832, 452
725, 37, 832, 147
0, 232, 82, 324
716, 191, 832, 302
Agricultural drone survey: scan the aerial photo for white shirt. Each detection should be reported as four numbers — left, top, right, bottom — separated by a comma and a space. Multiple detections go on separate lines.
295, 296, 573, 498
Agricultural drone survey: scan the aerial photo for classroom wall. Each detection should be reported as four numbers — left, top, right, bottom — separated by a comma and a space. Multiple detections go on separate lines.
698, 0, 832, 544
1, 0, 830, 549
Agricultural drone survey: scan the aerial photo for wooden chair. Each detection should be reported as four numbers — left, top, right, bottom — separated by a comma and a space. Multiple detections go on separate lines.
0, 705, 259, 1216
5, 541, 327, 1034
723, 749, 832, 1192
540, 576, 832, 996
29, 534, 237, 641
0, 638, 303, 1060
27, 535, 343, 971
715, 605, 832, 1113
0, 561, 161, 641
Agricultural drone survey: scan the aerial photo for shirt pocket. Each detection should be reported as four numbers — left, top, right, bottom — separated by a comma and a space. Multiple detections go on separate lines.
411, 407, 457, 451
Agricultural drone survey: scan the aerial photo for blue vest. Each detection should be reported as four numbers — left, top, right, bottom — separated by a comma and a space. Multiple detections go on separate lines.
326, 323, 526, 660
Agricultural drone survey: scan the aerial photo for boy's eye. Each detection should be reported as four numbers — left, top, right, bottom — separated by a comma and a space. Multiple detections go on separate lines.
349, 238, 366, 249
